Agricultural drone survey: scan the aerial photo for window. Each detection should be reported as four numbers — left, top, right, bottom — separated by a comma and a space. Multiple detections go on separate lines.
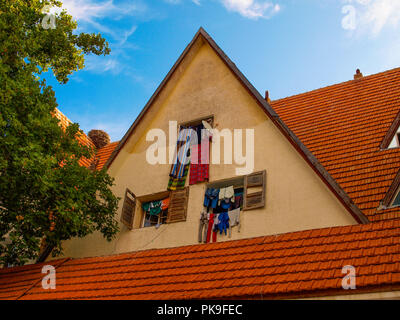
179, 116, 213, 131
392, 188, 400, 207
120, 189, 136, 230
136, 188, 190, 229
142, 205, 168, 228
387, 130, 400, 149
397, 133, 400, 147
380, 170, 400, 209
206, 170, 266, 211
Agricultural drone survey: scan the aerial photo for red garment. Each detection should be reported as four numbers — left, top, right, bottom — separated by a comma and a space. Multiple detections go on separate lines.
212, 229, 217, 243
189, 138, 210, 185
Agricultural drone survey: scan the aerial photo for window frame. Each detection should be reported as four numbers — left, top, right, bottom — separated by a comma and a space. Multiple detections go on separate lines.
396, 132, 400, 147
137, 190, 170, 229
390, 186, 400, 208
206, 170, 267, 211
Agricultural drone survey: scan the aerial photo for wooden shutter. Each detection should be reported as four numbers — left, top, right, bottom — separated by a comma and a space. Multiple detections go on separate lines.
121, 189, 136, 229
167, 187, 189, 223
243, 170, 266, 210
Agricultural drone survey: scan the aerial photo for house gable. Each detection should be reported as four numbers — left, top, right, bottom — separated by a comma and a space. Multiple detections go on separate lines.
62, 28, 367, 259
107, 28, 366, 224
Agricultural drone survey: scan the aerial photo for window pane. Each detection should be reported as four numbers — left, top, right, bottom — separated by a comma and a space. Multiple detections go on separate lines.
393, 190, 400, 206
143, 213, 159, 227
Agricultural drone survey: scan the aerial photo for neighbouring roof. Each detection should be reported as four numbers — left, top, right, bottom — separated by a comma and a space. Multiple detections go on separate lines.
54, 108, 119, 169
54, 108, 96, 167
272, 68, 400, 222
1, 219, 400, 300
95, 141, 120, 170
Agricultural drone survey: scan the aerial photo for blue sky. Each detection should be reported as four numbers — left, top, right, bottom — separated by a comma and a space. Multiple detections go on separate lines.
44, 0, 400, 141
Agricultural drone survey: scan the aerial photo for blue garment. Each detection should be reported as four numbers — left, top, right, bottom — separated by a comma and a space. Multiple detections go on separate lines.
204, 188, 219, 209
220, 199, 231, 210
217, 212, 230, 235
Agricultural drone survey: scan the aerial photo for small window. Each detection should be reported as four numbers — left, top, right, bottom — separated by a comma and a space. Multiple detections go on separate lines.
137, 189, 189, 228
392, 188, 400, 207
139, 191, 170, 228
142, 206, 168, 228
206, 170, 266, 211
397, 133, 400, 147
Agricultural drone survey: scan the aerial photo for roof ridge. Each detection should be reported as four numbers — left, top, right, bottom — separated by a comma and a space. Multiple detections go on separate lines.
271, 66, 400, 103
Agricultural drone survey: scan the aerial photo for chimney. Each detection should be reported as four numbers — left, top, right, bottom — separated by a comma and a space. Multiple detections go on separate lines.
88, 129, 110, 149
265, 90, 271, 104
354, 69, 363, 80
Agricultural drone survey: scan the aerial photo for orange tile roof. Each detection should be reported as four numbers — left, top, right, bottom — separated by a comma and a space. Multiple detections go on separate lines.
1, 219, 400, 300
54, 108, 96, 167
95, 141, 120, 170
272, 68, 400, 222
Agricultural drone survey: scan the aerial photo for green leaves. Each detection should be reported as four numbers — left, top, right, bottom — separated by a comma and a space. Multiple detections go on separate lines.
0, 0, 119, 266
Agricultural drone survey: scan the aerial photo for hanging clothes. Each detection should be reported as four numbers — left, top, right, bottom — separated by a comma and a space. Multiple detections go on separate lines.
228, 208, 241, 238
189, 124, 211, 185
168, 163, 190, 191
170, 128, 192, 179
161, 198, 170, 210
198, 211, 209, 243
204, 188, 220, 209
216, 211, 230, 235
218, 186, 235, 205
206, 213, 216, 243
142, 200, 162, 216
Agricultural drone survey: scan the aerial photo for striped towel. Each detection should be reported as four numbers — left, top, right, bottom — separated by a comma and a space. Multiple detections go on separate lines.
170, 128, 192, 179
168, 163, 190, 191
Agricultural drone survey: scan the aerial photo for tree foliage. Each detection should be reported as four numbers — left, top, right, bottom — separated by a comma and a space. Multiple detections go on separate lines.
0, 0, 119, 266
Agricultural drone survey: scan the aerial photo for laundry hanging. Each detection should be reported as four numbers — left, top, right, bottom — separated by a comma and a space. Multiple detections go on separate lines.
168, 127, 194, 191
170, 128, 192, 179
189, 124, 211, 185
168, 163, 190, 191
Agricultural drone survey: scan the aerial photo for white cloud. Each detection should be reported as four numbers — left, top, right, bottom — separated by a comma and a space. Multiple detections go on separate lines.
84, 56, 123, 74
343, 0, 400, 36
51, 1, 143, 76
221, 0, 280, 19
59, 0, 139, 22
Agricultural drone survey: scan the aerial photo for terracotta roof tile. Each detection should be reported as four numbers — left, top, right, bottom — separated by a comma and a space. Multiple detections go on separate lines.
0, 219, 399, 300
95, 141, 119, 170
272, 67, 400, 222
54, 109, 96, 167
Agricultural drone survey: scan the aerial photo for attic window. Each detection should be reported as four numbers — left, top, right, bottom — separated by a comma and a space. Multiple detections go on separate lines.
392, 188, 400, 207
380, 170, 400, 209
382, 112, 400, 149
136, 189, 189, 228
